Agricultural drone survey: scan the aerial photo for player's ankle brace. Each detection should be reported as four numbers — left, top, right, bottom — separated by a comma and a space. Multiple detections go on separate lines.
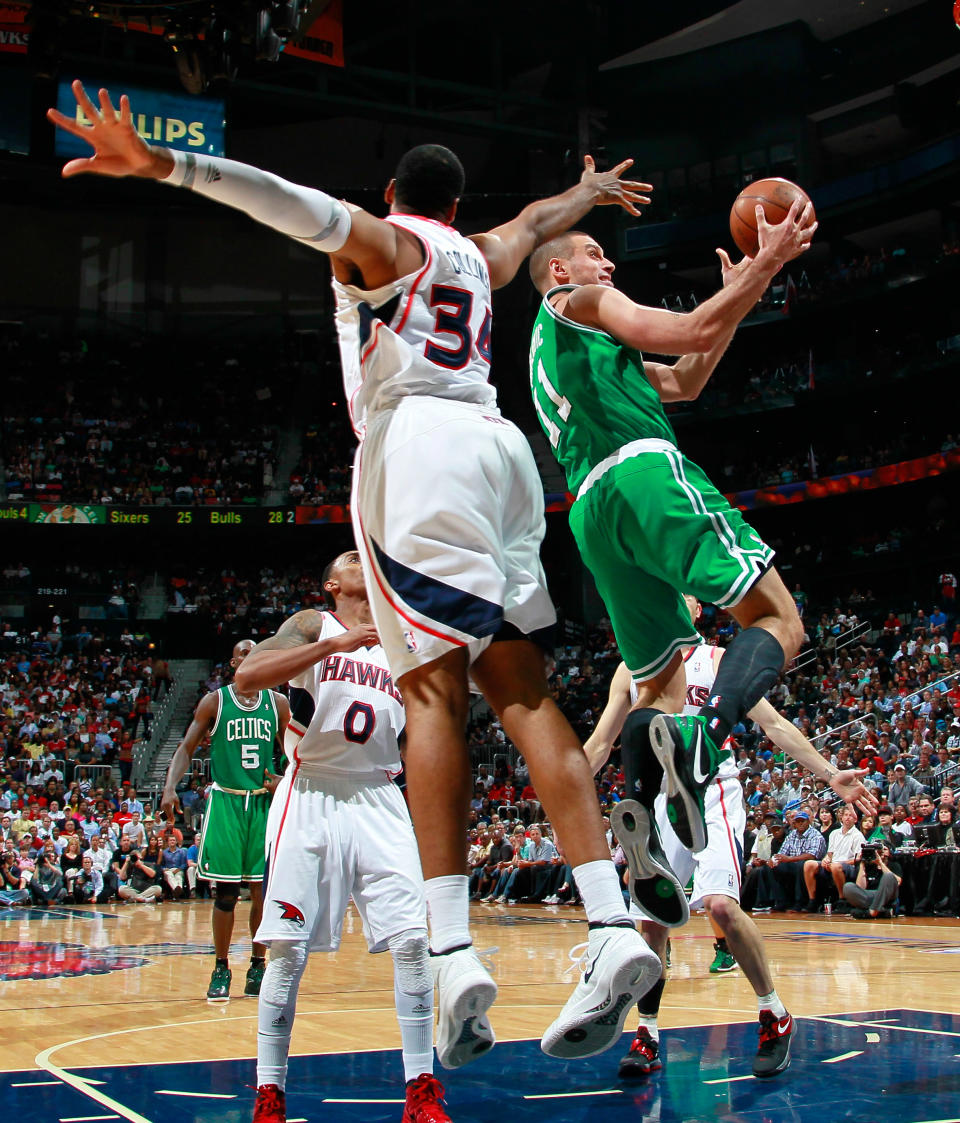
698, 627, 785, 744
621, 707, 665, 805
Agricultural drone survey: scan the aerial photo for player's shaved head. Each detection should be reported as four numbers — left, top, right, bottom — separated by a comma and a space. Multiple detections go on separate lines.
393, 144, 465, 218
230, 638, 256, 669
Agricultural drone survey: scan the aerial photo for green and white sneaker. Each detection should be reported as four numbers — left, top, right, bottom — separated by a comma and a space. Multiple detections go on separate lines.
610, 800, 689, 929
206, 962, 231, 1002
708, 943, 737, 974
650, 714, 729, 852
244, 959, 266, 996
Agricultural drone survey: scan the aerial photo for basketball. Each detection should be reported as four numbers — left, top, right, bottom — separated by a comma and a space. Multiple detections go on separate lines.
729, 177, 814, 257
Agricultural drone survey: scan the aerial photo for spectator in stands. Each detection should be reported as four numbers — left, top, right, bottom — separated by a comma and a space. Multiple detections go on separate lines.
160, 833, 189, 899
122, 810, 147, 848
802, 806, 865, 912
118, 839, 162, 904
753, 810, 826, 911
72, 853, 106, 903
0, 850, 29, 905
889, 763, 927, 805
843, 841, 902, 918
85, 833, 116, 899
29, 840, 66, 905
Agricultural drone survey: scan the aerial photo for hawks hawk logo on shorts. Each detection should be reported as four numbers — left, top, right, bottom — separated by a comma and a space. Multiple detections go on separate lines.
276, 900, 306, 927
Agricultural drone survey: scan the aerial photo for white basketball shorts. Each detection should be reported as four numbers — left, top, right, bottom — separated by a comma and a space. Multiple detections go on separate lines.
656, 773, 746, 909
352, 396, 557, 681
256, 764, 427, 953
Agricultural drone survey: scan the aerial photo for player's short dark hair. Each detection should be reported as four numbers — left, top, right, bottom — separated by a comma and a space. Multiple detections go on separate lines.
393, 144, 465, 217
528, 230, 586, 292
321, 556, 340, 610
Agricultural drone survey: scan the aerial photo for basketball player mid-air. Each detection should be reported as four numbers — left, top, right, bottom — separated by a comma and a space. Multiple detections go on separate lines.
585, 595, 876, 1080
161, 640, 288, 1002
234, 550, 448, 1123
50, 81, 662, 1064
527, 220, 816, 883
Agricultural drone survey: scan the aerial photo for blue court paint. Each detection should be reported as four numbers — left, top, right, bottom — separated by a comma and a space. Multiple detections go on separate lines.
4, 1010, 958, 1123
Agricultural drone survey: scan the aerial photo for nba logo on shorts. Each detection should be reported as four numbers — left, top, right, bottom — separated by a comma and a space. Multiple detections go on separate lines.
403, 630, 419, 653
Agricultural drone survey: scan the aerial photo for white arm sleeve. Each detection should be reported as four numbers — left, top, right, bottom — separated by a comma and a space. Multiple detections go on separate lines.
163, 150, 351, 252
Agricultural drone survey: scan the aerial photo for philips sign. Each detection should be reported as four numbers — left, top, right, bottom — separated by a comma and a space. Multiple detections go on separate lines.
55, 79, 225, 159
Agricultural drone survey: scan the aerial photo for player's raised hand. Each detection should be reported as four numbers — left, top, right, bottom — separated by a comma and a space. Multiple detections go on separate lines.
580, 155, 653, 217
46, 80, 169, 179
716, 246, 754, 287
755, 198, 817, 267
337, 622, 380, 652
829, 768, 878, 817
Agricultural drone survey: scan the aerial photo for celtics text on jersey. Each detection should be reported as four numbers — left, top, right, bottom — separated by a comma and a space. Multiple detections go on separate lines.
207, 684, 280, 790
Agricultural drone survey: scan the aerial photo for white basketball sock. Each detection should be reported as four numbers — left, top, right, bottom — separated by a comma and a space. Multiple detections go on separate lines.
257, 942, 309, 1090
424, 875, 471, 954
573, 859, 631, 926
389, 930, 434, 1083
757, 989, 787, 1017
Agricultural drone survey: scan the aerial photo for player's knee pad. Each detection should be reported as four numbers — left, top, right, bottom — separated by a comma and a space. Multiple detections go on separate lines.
388, 929, 431, 995
258, 942, 309, 1036
214, 883, 239, 912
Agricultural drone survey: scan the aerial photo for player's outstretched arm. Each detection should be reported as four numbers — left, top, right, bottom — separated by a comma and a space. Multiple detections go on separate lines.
748, 697, 878, 815
574, 199, 816, 357
235, 609, 378, 691
47, 80, 415, 279
643, 249, 752, 402
583, 662, 633, 774
471, 155, 652, 291
160, 692, 218, 823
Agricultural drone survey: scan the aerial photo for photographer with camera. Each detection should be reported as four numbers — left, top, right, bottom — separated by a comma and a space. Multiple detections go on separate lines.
842, 841, 902, 919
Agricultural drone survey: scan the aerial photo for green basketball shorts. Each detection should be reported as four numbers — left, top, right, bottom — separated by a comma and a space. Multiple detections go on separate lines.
196, 787, 270, 882
569, 440, 774, 682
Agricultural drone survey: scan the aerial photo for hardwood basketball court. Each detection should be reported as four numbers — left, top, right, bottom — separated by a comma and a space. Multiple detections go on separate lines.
2, 899, 959, 1121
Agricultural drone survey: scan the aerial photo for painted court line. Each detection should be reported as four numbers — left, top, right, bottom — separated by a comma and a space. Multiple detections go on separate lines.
35, 1042, 153, 1123
60, 1116, 120, 1122
324, 1098, 405, 1104
823, 1050, 864, 1063
155, 1091, 237, 1100
703, 1075, 755, 1085
866, 1033, 881, 1043
523, 1090, 622, 1100
12, 1080, 60, 1086
808, 1016, 960, 1039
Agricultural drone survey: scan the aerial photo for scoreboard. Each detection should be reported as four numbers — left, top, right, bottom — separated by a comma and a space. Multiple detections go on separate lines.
0, 503, 351, 528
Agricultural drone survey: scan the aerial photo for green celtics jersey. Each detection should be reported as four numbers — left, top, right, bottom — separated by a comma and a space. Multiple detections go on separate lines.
208, 685, 279, 790
529, 285, 677, 492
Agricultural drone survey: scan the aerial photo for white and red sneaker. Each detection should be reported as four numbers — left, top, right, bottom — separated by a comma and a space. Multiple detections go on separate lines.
402, 1074, 451, 1123
753, 1010, 793, 1077
252, 1083, 286, 1123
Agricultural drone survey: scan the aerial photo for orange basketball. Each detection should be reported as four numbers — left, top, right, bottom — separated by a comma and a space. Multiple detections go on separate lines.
729, 177, 814, 257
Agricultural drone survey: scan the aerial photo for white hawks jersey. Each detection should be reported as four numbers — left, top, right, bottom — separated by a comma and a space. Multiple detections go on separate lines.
629, 643, 739, 782
286, 612, 404, 776
332, 213, 497, 438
